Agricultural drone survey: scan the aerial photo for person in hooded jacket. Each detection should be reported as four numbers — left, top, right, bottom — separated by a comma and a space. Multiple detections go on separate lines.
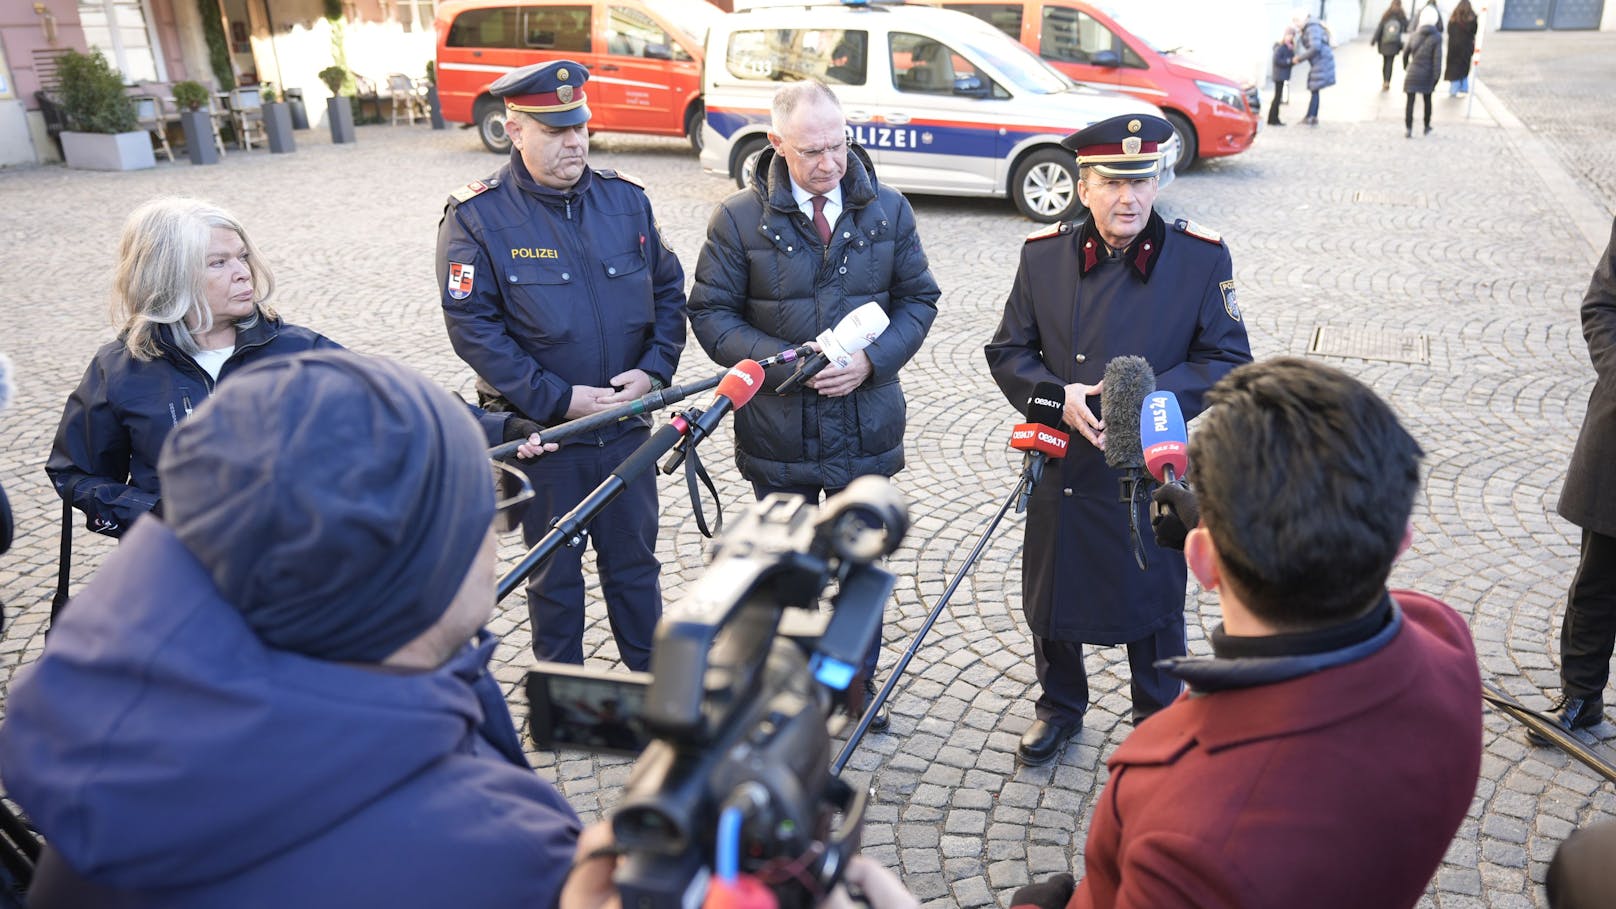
1403, 9, 1445, 137
0, 350, 581, 909
686, 80, 939, 731
1290, 12, 1335, 125
47, 197, 538, 541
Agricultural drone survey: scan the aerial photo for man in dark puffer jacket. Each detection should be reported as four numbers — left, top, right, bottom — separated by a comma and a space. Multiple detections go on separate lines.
688, 80, 939, 728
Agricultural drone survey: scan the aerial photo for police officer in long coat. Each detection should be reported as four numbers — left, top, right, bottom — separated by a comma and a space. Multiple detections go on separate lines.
985, 114, 1252, 765
437, 61, 686, 671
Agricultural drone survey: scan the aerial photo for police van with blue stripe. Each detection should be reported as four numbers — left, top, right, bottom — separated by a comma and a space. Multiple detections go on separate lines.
699, 0, 1178, 222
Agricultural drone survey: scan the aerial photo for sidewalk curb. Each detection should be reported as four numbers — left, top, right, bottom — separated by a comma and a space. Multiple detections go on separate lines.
1472, 76, 1610, 259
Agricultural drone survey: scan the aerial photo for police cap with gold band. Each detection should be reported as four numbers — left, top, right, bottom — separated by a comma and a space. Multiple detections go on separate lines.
489, 60, 591, 128
1061, 113, 1174, 179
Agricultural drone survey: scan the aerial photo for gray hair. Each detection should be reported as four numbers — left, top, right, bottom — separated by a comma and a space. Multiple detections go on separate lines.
113, 197, 273, 361
770, 81, 842, 135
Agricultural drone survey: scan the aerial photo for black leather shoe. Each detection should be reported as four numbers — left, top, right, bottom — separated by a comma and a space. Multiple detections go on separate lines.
864, 679, 889, 732
1018, 718, 1080, 766
1527, 697, 1603, 746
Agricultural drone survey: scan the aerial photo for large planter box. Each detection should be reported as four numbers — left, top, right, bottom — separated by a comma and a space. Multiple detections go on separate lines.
427, 86, 447, 130
263, 102, 296, 154
60, 130, 156, 171
326, 96, 356, 144
179, 110, 219, 165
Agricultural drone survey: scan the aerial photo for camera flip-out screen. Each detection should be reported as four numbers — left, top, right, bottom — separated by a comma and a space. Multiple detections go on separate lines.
526, 663, 654, 756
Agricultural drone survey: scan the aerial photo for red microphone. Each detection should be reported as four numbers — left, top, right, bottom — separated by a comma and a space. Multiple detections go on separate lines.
674, 359, 766, 443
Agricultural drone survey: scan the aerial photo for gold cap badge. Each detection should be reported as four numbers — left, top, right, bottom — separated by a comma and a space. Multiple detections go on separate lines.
1127, 119, 1141, 134
557, 67, 570, 81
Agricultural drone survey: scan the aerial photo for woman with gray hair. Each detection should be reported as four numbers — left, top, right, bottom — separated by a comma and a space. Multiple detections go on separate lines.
46, 196, 340, 538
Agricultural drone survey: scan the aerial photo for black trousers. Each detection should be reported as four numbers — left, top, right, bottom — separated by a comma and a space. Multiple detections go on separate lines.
1405, 91, 1432, 129
1382, 54, 1397, 84
522, 428, 662, 671
752, 480, 883, 680
1032, 620, 1186, 726
1267, 81, 1285, 124
1561, 529, 1616, 701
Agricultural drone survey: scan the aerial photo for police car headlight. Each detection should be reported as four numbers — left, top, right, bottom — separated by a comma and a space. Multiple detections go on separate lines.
1195, 80, 1243, 111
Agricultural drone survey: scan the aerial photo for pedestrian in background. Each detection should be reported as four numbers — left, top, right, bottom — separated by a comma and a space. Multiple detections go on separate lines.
1267, 27, 1295, 126
1372, 0, 1409, 91
1403, 11, 1443, 137
1291, 11, 1335, 126
1446, 0, 1479, 96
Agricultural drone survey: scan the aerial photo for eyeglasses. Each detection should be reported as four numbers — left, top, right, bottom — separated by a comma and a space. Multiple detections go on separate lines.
492, 459, 536, 534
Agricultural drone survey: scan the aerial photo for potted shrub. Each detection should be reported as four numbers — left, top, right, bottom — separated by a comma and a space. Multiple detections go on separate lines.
259, 84, 296, 154
425, 61, 446, 130
319, 65, 355, 144
171, 80, 219, 165
55, 49, 155, 171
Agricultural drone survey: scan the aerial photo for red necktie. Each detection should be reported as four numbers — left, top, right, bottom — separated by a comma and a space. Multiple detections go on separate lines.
811, 195, 832, 245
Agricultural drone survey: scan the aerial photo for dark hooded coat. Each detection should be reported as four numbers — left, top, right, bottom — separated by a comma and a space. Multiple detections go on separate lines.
1445, 15, 1477, 82
687, 145, 939, 489
1403, 24, 1444, 95
1560, 219, 1616, 537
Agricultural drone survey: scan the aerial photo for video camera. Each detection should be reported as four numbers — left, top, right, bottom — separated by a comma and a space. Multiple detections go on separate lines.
526, 476, 909, 908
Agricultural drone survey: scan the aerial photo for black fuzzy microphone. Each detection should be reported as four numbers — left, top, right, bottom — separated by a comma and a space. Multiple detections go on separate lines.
1100, 356, 1156, 570
1101, 356, 1156, 471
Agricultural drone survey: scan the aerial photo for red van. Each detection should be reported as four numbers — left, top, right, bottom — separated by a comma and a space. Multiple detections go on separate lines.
930, 0, 1258, 171
435, 0, 721, 154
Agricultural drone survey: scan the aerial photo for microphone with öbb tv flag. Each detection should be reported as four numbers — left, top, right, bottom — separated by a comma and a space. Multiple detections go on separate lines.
773, 302, 891, 394
1010, 381, 1069, 514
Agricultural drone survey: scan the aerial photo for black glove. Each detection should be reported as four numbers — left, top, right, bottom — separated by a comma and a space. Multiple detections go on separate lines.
502, 416, 543, 444
1010, 873, 1075, 909
1149, 479, 1199, 551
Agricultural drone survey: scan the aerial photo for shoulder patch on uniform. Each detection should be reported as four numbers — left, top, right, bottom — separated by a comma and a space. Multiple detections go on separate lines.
1219, 279, 1241, 322
449, 179, 493, 204
1025, 221, 1070, 243
597, 168, 646, 190
1174, 218, 1223, 245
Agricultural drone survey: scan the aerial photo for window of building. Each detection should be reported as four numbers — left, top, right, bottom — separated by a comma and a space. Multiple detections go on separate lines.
397, 0, 437, 33
77, 0, 165, 83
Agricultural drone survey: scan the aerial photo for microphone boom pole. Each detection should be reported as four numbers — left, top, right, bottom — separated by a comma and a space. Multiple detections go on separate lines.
833, 469, 1032, 775
488, 373, 723, 460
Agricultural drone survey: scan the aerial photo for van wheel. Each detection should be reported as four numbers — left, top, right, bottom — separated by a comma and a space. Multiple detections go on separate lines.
686, 103, 704, 154
477, 100, 511, 155
1165, 111, 1197, 174
734, 135, 768, 189
1011, 149, 1083, 223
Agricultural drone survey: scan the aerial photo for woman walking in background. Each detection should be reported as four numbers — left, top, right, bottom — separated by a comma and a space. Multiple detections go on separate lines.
1372, 0, 1409, 91
1268, 26, 1295, 126
1447, 0, 1479, 96
1403, 9, 1444, 137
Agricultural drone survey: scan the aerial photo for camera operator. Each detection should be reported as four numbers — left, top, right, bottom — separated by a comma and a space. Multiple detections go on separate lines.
1010, 357, 1483, 909
0, 351, 579, 908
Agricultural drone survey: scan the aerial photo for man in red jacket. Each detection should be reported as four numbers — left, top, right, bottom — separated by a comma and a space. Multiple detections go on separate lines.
1012, 356, 1483, 909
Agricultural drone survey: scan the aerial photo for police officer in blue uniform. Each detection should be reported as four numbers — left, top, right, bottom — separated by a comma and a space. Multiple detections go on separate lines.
437, 61, 686, 671
984, 114, 1253, 766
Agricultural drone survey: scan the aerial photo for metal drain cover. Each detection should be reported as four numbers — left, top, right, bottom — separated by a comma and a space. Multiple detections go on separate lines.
1308, 326, 1430, 365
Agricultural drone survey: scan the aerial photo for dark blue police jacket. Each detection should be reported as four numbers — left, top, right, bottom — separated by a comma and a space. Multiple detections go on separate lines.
985, 211, 1253, 643
46, 316, 340, 537
437, 152, 687, 436
0, 520, 581, 908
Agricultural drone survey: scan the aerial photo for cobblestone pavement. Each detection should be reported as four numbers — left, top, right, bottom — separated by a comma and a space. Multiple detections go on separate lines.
2, 35, 1615, 908
1475, 30, 1616, 219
